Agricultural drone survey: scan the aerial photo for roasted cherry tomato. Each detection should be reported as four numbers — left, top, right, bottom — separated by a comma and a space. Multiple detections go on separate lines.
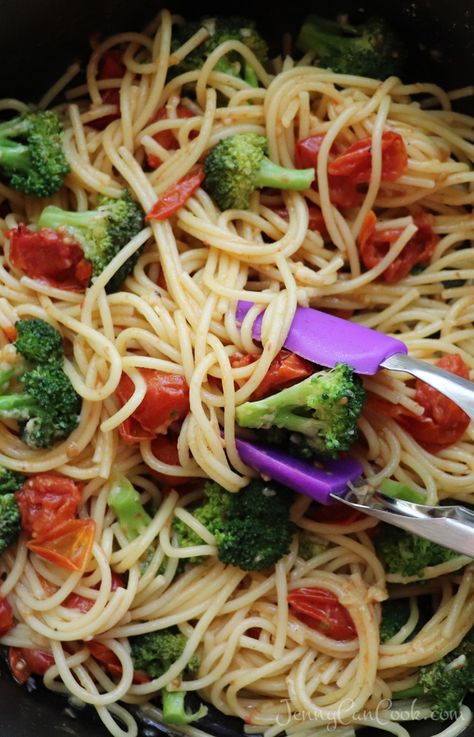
307, 502, 365, 525
116, 368, 190, 441
148, 434, 194, 487
147, 105, 196, 169
146, 166, 205, 221
288, 587, 357, 640
16, 474, 82, 538
272, 205, 328, 237
328, 131, 408, 183
295, 135, 360, 208
370, 355, 470, 453
358, 210, 438, 283
0, 596, 13, 637
63, 572, 124, 612
8, 647, 55, 685
27, 519, 96, 573
99, 49, 126, 80
87, 641, 150, 684
230, 350, 315, 401
9, 225, 92, 291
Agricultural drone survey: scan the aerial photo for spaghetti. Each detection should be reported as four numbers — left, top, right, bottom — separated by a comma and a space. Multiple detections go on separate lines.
0, 9, 474, 737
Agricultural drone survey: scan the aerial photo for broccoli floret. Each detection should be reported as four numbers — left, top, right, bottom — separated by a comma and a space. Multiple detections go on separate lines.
0, 466, 25, 495
298, 533, 328, 561
0, 110, 69, 197
108, 472, 152, 541
380, 598, 410, 643
173, 479, 294, 571
172, 16, 268, 80
296, 15, 406, 79
236, 363, 365, 459
0, 492, 21, 556
0, 321, 81, 449
394, 631, 474, 718
204, 133, 314, 210
131, 628, 207, 725
37, 190, 144, 292
375, 524, 460, 578
15, 318, 64, 366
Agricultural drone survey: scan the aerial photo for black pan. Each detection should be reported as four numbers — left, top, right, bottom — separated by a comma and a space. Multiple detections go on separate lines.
0, 1, 473, 735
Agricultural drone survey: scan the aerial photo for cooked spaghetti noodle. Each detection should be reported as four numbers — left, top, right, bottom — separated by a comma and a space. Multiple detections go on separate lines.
0, 9, 474, 737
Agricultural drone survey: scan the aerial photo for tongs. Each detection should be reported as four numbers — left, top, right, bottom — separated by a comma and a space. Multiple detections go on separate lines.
234, 301, 474, 558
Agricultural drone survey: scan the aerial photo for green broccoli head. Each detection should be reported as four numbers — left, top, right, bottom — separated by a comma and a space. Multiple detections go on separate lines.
173, 479, 294, 571
0, 466, 25, 495
131, 628, 200, 679
379, 598, 410, 643
172, 16, 268, 78
0, 492, 21, 555
15, 318, 64, 366
37, 190, 145, 293
236, 363, 365, 459
418, 631, 474, 717
298, 533, 328, 561
204, 133, 314, 210
375, 524, 460, 578
296, 15, 406, 79
0, 110, 70, 197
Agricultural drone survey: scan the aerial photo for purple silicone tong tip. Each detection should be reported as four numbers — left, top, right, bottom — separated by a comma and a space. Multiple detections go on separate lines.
235, 436, 363, 504
236, 300, 407, 375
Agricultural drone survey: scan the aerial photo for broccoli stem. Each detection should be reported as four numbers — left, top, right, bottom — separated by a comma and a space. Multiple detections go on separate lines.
244, 62, 259, 87
108, 472, 152, 541
237, 373, 317, 430
392, 685, 425, 699
254, 157, 314, 191
161, 689, 207, 725
0, 141, 31, 173
0, 117, 30, 138
37, 206, 97, 232
0, 393, 39, 419
380, 479, 426, 504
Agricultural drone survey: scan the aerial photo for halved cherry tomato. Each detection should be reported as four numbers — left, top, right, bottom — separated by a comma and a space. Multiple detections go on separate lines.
148, 434, 194, 487
28, 519, 96, 573
358, 210, 438, 283
146, 166, 205, 221
116, 368, 190, 440
230, 350, 315, 401
16, 474, 82, 538
8, 647, 55, 684
370, 355, 470, 453
328, 132, 408, 183
87, 641, 150, 684
272, 205, 328, 237
295, 135, 360, 208
2, 325, 16, 342
288, 587, 357, 640
147, 105, 196, 169
118, 416, 156, 445
63, 572, 124, 612
87, 50, 126, 131
99, 49, 126, 80
307, 501, 365, 525
0, 596, 13, 637
9, 225, 92, 292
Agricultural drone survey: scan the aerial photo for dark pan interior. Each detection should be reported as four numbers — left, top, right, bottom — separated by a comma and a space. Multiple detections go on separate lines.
0, 0, 473, 735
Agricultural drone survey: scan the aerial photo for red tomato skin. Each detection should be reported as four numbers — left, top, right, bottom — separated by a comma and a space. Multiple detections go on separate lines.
146, 166, 204, 221
307, 502, 364, 525
87, 641, 150, 684
147, 105, 196, 168
370, 354, 470, 452
118, 416, 156, 445
328, 131, 408, 183
294, 135, 360, 208
116, 368, 190, 436
9, 225, 92, 291
358, 210, 438, 283
0, 596, 13, 637
63, 572, 124, 612
99, 50, 126, 80
288, 587, 357, 640
16, 474, 82, 538
148, 434, 193, 487
9, 647, 55, 684
272, 205, 328, 237
27, 519, 96, 573
230, 350, 315, 401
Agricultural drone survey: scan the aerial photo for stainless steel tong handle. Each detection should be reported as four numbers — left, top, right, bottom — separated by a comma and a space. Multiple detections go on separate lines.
335, 485, 474, 559
381, 353, 474, 420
